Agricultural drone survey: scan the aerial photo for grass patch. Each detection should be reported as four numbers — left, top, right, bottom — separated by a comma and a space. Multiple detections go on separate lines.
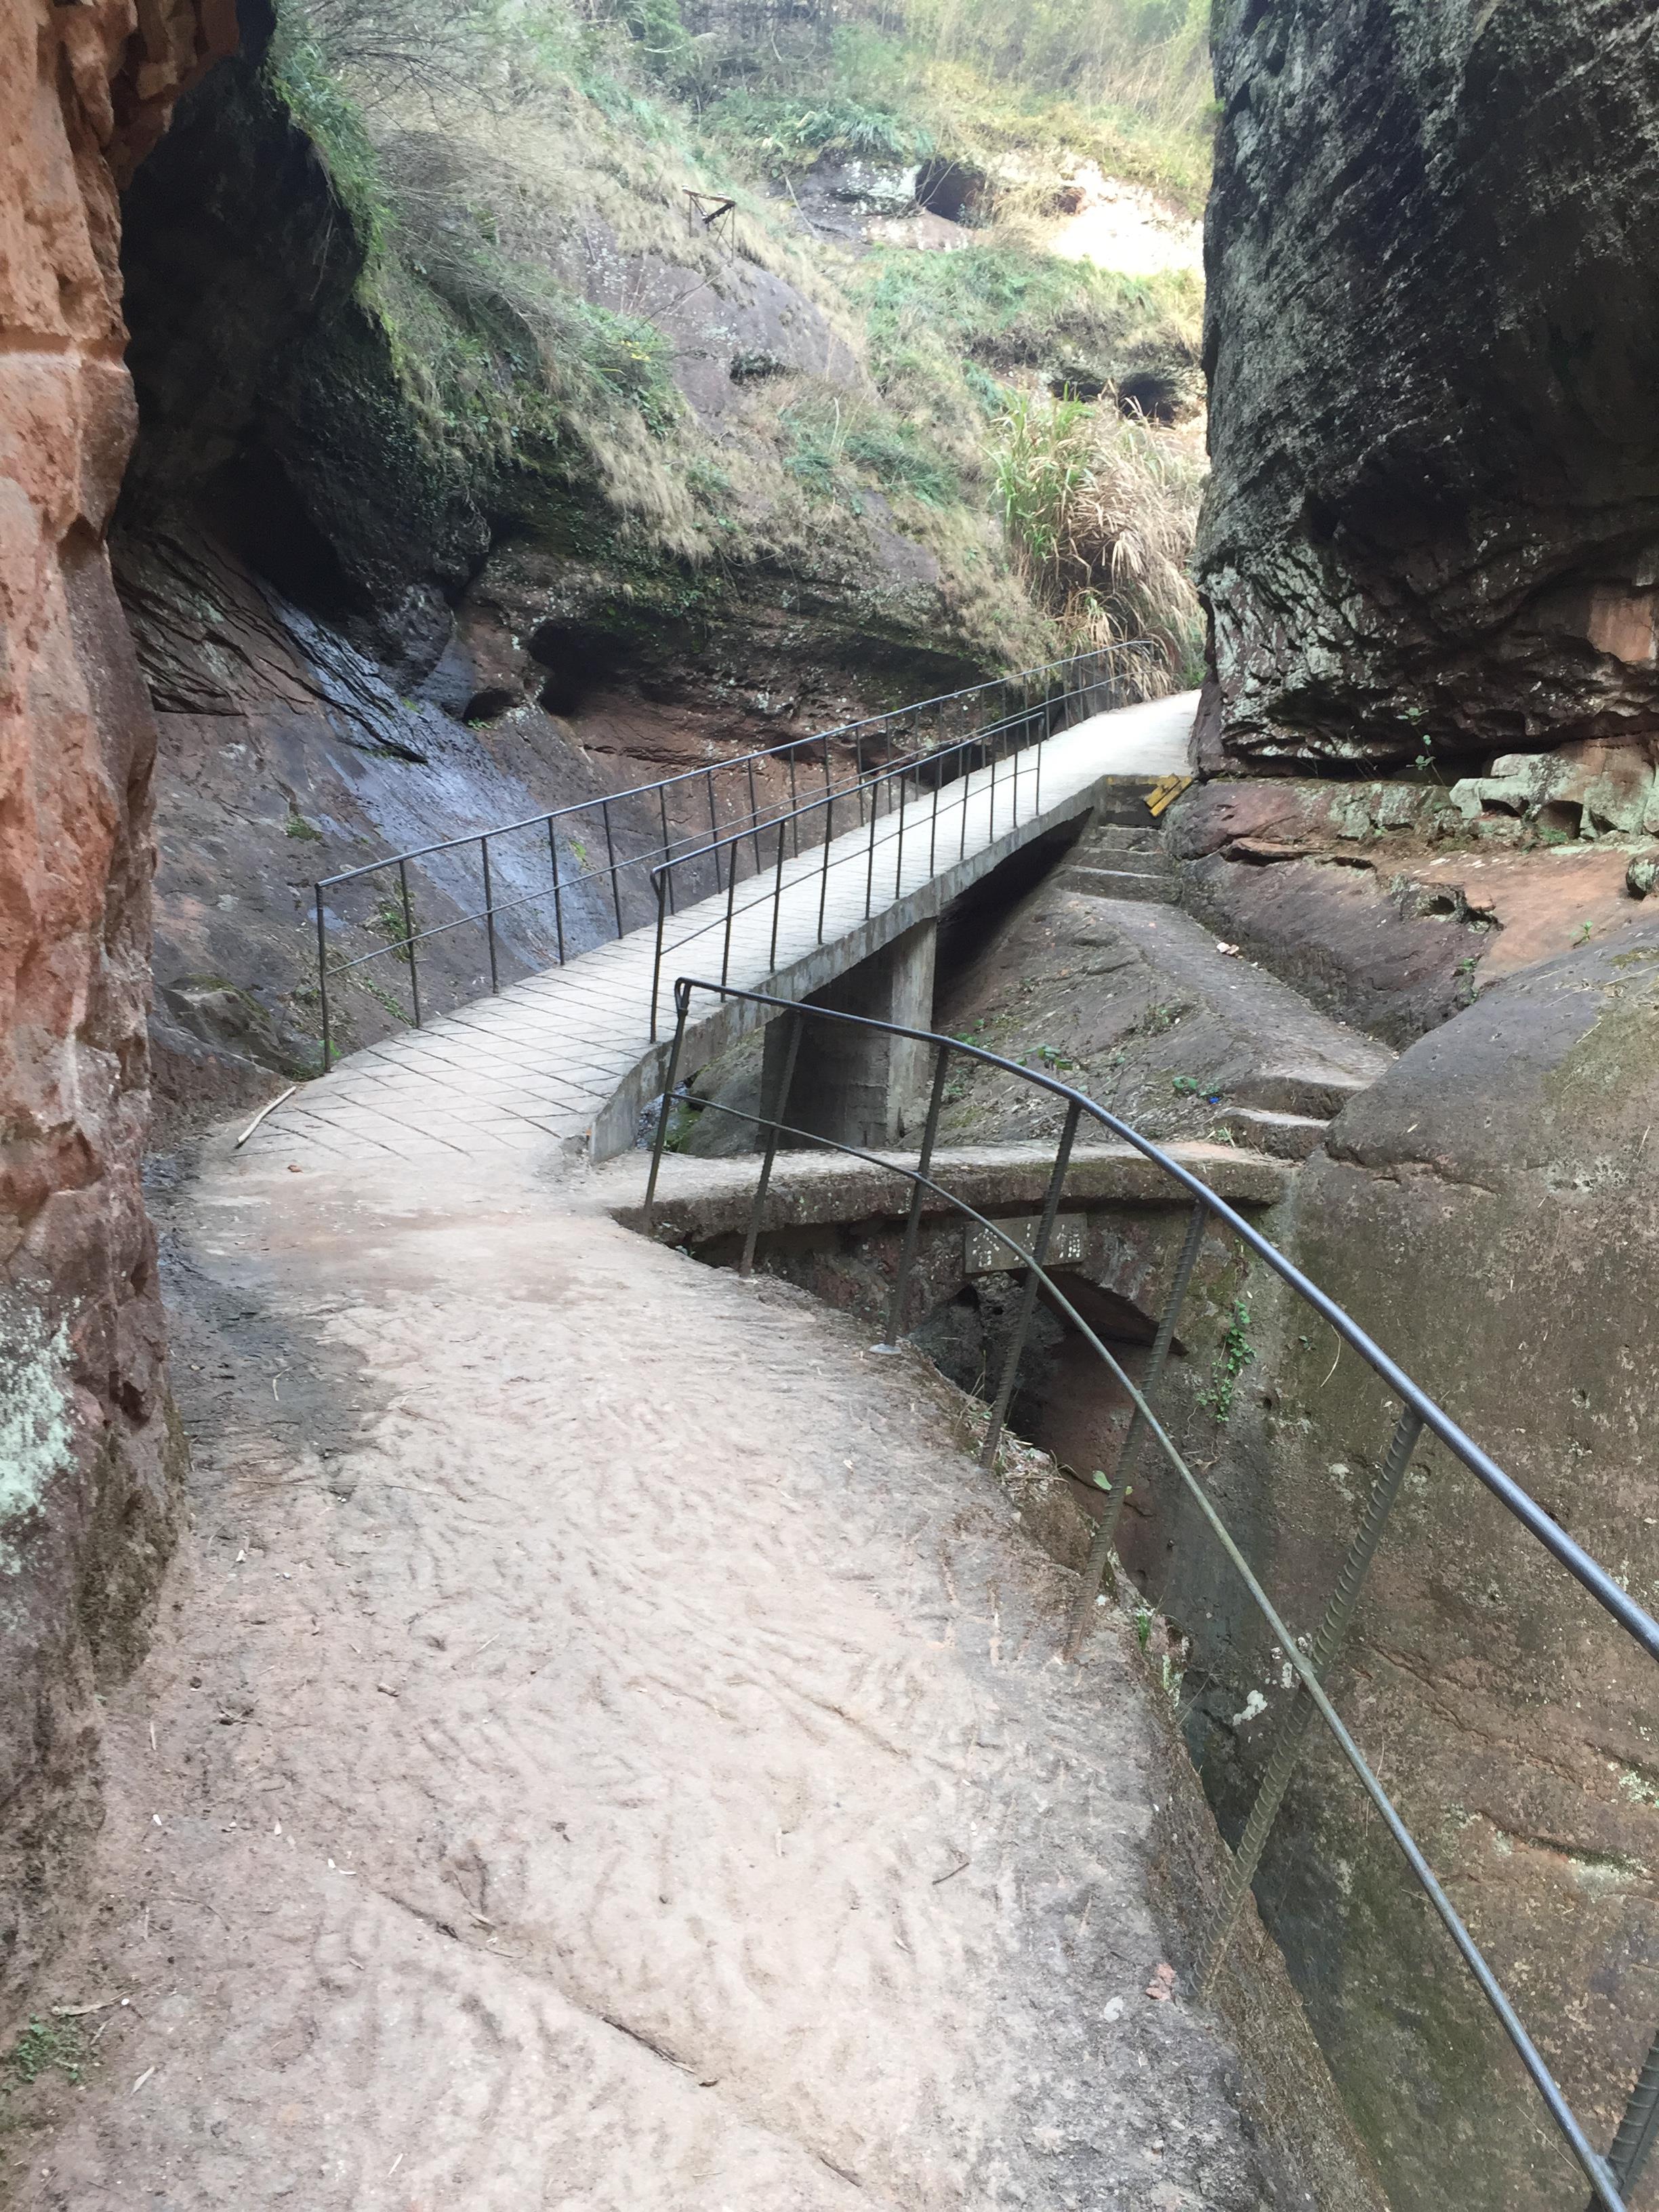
703, 87, 936, 173
780, 387, 960, 511
860, 241, 1196, 378
4, 2016, 89, 2091
992, 390, 1203, 672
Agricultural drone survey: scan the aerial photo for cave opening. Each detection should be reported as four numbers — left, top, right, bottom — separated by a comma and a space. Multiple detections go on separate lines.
914, 158, 990, 225
1114, 370, 1183, 425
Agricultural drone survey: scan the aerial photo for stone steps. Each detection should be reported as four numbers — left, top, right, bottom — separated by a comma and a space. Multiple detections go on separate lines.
1059, 863, 1178, 903
1212, 1105, 1332, 1161
1059, 813, 1181, 904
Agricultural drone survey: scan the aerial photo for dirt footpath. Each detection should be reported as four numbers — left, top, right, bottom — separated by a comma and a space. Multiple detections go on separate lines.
12, 1141, 1286, 2211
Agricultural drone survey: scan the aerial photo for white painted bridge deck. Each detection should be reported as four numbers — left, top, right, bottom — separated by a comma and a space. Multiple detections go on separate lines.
250, 692, 1197, 1168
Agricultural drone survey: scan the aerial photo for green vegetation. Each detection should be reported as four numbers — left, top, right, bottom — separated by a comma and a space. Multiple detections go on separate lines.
4, 2015, 89, 2091
780, 386, 960, 509
704, 87, 937, 171
699, 5, 1212, 212
1198, 1298, 1255, 1422
273, 0, 1210, 673
859, 243, 1197, 380
993, 391, 1204, 674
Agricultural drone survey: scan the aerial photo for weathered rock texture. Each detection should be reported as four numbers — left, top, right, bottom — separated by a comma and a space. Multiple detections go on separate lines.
1143, 925, 1659, 2212
1201, 0, 1659, 769
1169, 770, 1659, 1046
106, 14, 1013, 1111
0, 0, 234, 2023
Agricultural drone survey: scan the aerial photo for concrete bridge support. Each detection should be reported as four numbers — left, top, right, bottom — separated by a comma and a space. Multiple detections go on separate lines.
762, 918, 938, 1151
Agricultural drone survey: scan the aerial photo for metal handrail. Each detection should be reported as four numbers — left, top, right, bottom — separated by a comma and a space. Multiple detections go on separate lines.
643, 699, 1057, 1038
308, 641, 1161, 1069
644, 976, 1659, 2212
638, 647, 1153, 1040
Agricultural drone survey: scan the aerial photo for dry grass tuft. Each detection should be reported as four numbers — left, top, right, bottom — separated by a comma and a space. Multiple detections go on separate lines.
992, 392, 1203, 681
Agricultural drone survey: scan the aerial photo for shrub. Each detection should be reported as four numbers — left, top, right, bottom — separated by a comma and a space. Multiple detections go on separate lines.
992, 390, 1202, 676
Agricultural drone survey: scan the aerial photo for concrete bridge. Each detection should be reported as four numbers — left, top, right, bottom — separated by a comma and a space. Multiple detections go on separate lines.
248, 691, 1197, 1168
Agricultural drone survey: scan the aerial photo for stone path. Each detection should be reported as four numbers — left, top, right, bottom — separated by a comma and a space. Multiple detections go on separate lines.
16, 682, 1384, 2209
18, 1141, 1317, 2211
252, 695, 1196, 1169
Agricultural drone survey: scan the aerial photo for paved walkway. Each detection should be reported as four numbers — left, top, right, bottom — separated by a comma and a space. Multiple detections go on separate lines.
253, 695, 1196, 1169
27, 1137, 1331, 2210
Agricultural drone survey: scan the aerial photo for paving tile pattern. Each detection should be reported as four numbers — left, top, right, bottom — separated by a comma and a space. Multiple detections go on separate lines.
251, 696, 1196, 1166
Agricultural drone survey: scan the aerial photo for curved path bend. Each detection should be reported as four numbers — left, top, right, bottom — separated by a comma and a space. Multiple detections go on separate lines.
20, 1141, 1303, 2211
21, 690, 1366, 2209
252, 693, 1197, 1170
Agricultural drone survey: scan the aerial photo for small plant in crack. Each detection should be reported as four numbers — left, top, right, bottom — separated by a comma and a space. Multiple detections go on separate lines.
1197, 1299, 1254, 1422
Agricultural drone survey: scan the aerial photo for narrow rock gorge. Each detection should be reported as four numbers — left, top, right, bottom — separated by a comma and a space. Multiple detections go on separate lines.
4, 1, 1658, 2207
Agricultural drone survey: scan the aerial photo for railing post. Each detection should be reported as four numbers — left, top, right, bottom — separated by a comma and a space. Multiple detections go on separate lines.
740, 1008, 801, 1278
895, 765, 907, 897
980, 1099, 1082, 1471
602, 800, 623, 937
1597, 2024, 1659, 2209
649, 874, 668, 1042
315, 885, 332, 1073
883, 1043, 951, 1347
644, 980, 692, 1231
864, 775, 878, 916
1065, 1196, 1208, 1658
788, 748, 800, 855
707, 769, 721, 894
747, 757, 762, 868
480, 835, 499, 995
1198, 1403, 1427, 1992
720, 844, 739, 987
659, 788, 676, 915
769, 813, 787, 971
548, 820, 566, 964
397, 858, 422, 1027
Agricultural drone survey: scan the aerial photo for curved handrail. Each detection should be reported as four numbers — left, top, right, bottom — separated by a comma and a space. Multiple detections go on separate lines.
644, 975, 1658, 2212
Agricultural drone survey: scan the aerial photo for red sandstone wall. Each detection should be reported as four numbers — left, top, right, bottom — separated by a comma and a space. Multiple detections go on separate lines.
0, 0, 236, 2016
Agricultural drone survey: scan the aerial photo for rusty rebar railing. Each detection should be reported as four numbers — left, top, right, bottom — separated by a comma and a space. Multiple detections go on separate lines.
310, 642, 1158, 1069
643, 976, 1659, 2212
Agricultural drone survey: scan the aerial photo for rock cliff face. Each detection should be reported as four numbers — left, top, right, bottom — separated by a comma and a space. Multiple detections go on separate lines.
105, 9, 1027, 1110
0, 0, 235, 2020
1148, 925, 1659, 2212
1200, 0, 1659, 770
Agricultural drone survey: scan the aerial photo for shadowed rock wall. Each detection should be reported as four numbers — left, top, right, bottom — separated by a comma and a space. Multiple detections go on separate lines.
1200, 0, 1659, 770
1150, 926, 1659, 2211
0, 0, 235, 2021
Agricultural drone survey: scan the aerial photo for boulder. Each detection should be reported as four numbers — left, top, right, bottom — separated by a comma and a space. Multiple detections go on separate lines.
1158, 922, 1659, 2209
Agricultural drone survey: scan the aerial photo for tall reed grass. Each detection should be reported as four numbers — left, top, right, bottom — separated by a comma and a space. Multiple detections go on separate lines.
992, 391, 1203, 680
